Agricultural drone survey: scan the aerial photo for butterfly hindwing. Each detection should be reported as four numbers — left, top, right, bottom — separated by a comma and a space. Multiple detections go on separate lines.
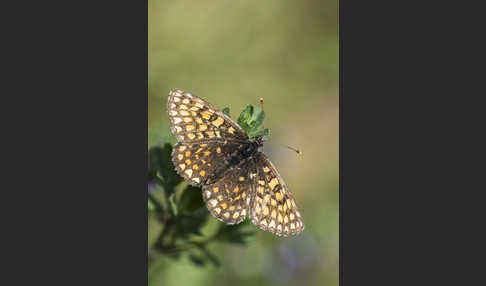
249, 152, 304, 236
168, 89, 248, 143
201, 157, 256, 224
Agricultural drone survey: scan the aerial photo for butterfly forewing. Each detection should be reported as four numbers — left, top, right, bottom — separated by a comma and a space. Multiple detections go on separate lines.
249, 152, 304, 236
168, 89, 248, 143
172, 141, 244, 186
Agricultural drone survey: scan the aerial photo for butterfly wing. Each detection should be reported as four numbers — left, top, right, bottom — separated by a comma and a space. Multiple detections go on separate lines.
168, 89, 248, 144
249, 152, 304, 236
201, 157, 256, 224
172, 141, 245, 186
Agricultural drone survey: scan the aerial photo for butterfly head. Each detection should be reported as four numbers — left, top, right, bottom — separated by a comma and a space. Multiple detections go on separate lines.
251, 136, 265, 154
252, 136, 265, 148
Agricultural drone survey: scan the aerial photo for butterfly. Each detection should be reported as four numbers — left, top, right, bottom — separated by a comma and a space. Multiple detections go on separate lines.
167, 89, 304, 236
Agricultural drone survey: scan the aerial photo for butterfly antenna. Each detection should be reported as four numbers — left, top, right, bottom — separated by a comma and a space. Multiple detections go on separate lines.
259, 97, 265, 131
267, 141, 303, 155
259, 97, 300, 155
280, 144, 303, 155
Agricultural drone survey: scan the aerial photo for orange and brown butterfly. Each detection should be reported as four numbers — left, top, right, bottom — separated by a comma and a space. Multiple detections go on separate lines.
167, 89, 304, 236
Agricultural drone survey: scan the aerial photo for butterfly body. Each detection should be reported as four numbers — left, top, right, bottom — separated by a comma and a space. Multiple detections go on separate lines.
168, 89, 304, 236
207, 137, 263, 184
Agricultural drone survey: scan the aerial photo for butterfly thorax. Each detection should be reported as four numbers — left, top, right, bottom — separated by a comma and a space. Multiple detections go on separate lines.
252, 136, 265, 149
206, 138, 263, 185
238, 136, 264, 159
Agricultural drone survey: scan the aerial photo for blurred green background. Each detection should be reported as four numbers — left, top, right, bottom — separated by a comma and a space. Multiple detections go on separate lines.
148, 0, 338, 285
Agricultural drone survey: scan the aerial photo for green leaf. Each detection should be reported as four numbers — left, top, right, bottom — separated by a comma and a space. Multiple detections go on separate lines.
178, 185, 205, 213
174, 207, 209, 237
148, 191, 164, 212
262, 128, 270, 137
168, 193, 178, 216
148, 144, 183, 195
237, 105, 254, 133
222, 107, 231, 117
249, 127, 270, 138
148, 147, 164, 180
249, 106, 265, 132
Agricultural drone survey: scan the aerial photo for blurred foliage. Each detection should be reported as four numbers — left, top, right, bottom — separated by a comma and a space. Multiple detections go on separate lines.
149, 0, 338, 286
148, 106, 265, 268
148, 144, 255, 268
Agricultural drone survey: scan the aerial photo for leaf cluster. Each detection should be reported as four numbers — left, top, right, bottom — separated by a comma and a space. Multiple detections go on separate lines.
235, 105, 270, 138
